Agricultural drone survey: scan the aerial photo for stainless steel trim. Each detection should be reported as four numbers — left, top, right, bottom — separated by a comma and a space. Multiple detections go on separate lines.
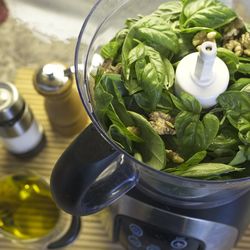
0, 104, 33, 138
0, 82, 24, 124
111, 195, 238, 250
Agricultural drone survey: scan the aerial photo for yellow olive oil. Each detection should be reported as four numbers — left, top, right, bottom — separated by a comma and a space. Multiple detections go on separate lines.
0, 174, 60, 240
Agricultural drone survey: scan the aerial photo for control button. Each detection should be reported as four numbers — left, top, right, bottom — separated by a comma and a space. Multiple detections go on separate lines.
170, 237, 188, 249
129, 224, 144, 237
146, 244, 161, 250
128, 235, 142, 248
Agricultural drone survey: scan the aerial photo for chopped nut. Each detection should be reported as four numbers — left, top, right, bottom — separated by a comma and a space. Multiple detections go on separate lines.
235, 50, 243, 57
223, 18, 245, 41
207, 31, 217, 40
240, 32, 250, 49
149, 111, 176, 135
224, 39, 243, 56
235, 45, 242, 52
244, 49, 250, 56
196, 45, 201, 51
192, 31, 207, 47
193, 31, 216, 49
224, 40, 241, 50
166, 150, 184, 164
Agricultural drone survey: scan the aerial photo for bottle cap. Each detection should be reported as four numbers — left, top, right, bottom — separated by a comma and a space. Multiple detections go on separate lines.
33, 63, 73, 96
175, 42, 230, 109
0, 82, 25, 124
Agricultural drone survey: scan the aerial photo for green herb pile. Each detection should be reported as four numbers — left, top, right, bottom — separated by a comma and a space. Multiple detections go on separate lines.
93, 0, 250, 180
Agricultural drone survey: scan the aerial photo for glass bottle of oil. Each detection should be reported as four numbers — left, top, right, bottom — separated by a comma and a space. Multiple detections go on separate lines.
0, 173, 60, 240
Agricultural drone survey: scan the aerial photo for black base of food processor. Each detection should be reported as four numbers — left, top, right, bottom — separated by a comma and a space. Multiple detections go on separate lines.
105, 188, 250, 250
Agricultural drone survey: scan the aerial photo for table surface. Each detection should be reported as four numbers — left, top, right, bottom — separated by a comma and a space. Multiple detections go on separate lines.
0, 68, 249, 250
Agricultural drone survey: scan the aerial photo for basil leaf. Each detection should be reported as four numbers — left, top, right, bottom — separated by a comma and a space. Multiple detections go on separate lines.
127, 43, 170, 110
128, 43, 145, 66
101, 29, 128, 60
94, 83, 113, 125
140, 63, 163, 109
122, 16, 179, 78
108, 124, 133, 153
133, 92, 153, 112
95, 73, 143, 143
217, 48, 239, 80
156, 90, 175, 112
124, 78, 142, 95
175, 163, 244, 178
170, 92, 202, 114
175, 112, 219, 157
229, 78, 250, 91
106, 107, 143, 143
129, 111, 166, 170
239, 56, 250, 63
99, 74, 132, 125
218, 91, 250, 131
238, 63, 250, 75
239, 130, 250, 145
135, 25, 180, 55
230, 146, 250, 166
179, 151, 207, 170
163, 58, 175, 89
153, 1, 183, 18
101, 40, 123, 60
180, 0, 237, 29
208, 127, 239, 157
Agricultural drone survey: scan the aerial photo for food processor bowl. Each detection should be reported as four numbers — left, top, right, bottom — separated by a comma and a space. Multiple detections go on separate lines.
51, 0, 250, 216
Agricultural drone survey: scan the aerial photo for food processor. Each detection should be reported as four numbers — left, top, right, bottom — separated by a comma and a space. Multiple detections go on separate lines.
50, 0, 250, 249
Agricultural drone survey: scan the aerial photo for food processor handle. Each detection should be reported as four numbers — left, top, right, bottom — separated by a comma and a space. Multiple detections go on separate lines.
50, 123, 139, 216
47, 216, 81, 249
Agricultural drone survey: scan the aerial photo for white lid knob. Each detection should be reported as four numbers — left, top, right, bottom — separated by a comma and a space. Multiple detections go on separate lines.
175, 42, 230, 109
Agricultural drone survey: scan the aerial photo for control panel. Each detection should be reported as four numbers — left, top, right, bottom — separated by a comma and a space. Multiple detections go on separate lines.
115, 216, 204, 250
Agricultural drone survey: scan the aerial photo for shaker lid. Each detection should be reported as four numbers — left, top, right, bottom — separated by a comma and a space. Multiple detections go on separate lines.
33, 63, 73, 96
0, 82, 25, 124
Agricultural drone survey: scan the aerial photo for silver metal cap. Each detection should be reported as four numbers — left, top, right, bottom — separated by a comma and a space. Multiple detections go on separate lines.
0, 82, 25, 124
33, 63, 73, 95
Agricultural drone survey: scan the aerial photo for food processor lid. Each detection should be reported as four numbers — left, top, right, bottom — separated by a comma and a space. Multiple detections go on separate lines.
33, 63, 73, 96
0, 82, 24, 124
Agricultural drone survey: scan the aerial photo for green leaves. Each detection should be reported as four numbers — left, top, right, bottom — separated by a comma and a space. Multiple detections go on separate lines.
94, 1, 250, 180
170, 92, 202, 114
178, 151, 207, 170
126, 43, 175, 110
129, 111, 166, 170
101, 29, 128, 61
238, 63, 250, 75
218, 91, 250, 154
175, 112, 220, 157
180, 0, 237, 29
217, 48, 239, 80
208, 127, 239, 158
153, 1, 183, 19
172, 163, 243, 178
94, 73, 143, 145
229, 78, 250, 91
218, 91, 250, 131
230, 146, 250, 166
133, 16, 180, 54
122, 16, 179, 80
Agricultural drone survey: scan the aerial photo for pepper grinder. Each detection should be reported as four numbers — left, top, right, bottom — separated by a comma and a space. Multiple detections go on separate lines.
0, 82, 46, 157
33, 63, 90, 137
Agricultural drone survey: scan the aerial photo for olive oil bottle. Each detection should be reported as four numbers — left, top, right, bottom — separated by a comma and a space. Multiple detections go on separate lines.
0, 174, 60, 240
